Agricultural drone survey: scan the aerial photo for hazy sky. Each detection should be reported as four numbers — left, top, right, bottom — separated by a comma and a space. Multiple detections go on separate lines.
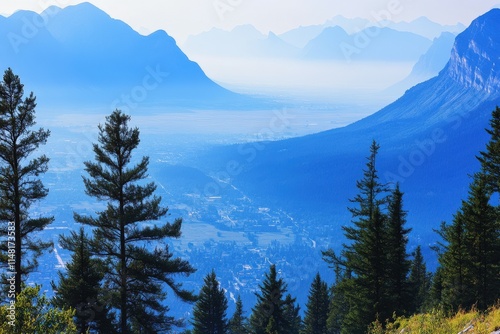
1, 0, 499, 42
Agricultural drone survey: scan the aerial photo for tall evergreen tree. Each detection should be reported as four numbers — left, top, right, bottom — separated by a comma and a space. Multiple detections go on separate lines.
0, 68, 53, 295
192, 270, 228, 334
265, 316, 279, 334
302, 273, 329, 334
52, 228, 116, 334
75, 110, 196, 333
475, 106, 500, 308
428, 266, 444, 309
284, 294, 301, 334
250, 264, 291, 334
0, 285, 77, 333
436, 174, 500, 311
324, 264, 350, 334
385, 184, 412, 316
228, 295, 249, 334
434, 213, 468, 311
408, 245, 432, 313
323, 141, 391, 333
461, 175, 500, 310
477, 106, 500, 194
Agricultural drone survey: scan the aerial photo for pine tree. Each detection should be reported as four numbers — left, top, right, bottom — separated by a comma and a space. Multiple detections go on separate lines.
325, 264, 350, 334
461, 175, 500, 310
435, 213, 469, 311
343, 142, 390, 327
408, 245, 432, 313
0, 285, 77, 333
228, 295, 249, 334
192, 270, 229, 334
284, 294, 301, 334
250, 264, 291, 334
0, 68, 53, 295
436, 174, 500, 311
475, 106, 500, 308
265, 316, 279, 334
302, 273, 329, 334
322, 141, 390, 333
385, 184, 412, 316
428, 266, 444, 309
52, 228, 116, 334
477, 106, 500, 194
74, 110, 196, 333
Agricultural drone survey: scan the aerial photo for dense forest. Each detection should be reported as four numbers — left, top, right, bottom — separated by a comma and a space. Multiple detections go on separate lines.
0, 68, 499, 334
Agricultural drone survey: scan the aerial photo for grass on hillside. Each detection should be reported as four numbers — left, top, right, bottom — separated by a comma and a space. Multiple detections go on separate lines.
368, 304, 500, 334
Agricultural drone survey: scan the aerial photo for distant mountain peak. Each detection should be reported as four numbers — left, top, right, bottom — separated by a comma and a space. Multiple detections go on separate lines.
74, 2, 106, 12
384, 30, 457, 97
302, 25, 430, 61
268, 31, 278, 38
0, 3, 245, 109
349, 8, 500, 128
410, 16, 435, 24
266, 31, 284, 42
324, 25, 348, 34
445, 8, 500, 93
230, 24, 265, 37
40, 5, 62, 16
57, 2, 111, 20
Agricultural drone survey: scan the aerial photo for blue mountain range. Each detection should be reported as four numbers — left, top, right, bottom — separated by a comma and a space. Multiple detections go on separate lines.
1, 2, 499, 320
0, 2, 246, 110
198, 9, 500, 254
302, 26, 432, 61
183, 25, 300, 58
387, 31, 457, 96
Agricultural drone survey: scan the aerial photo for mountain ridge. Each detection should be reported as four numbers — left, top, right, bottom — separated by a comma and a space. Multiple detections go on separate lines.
0, 2, 249, 110
183, 25, 299, 58
386, 32, 456, 97
197, 8, 500, 244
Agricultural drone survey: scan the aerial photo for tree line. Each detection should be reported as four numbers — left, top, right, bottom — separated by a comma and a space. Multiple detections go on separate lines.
0, 68, 499, 334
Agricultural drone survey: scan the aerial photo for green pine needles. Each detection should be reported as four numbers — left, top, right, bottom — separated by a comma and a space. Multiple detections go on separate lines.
65, 110, 196, 333
434, 106, 500, 312
322, 141, 416, 334
1, 67, 499, 334
192, 270, 229, 334
0, 68, 53, 295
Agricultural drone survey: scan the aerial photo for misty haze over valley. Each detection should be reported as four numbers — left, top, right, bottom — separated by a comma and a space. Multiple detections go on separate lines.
1, 2, 500, 332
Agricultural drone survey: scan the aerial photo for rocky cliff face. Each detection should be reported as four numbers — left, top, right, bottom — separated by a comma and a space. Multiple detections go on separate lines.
346, 8, 500, 127
445, 8, 500, 94
196, 9, 500, 242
